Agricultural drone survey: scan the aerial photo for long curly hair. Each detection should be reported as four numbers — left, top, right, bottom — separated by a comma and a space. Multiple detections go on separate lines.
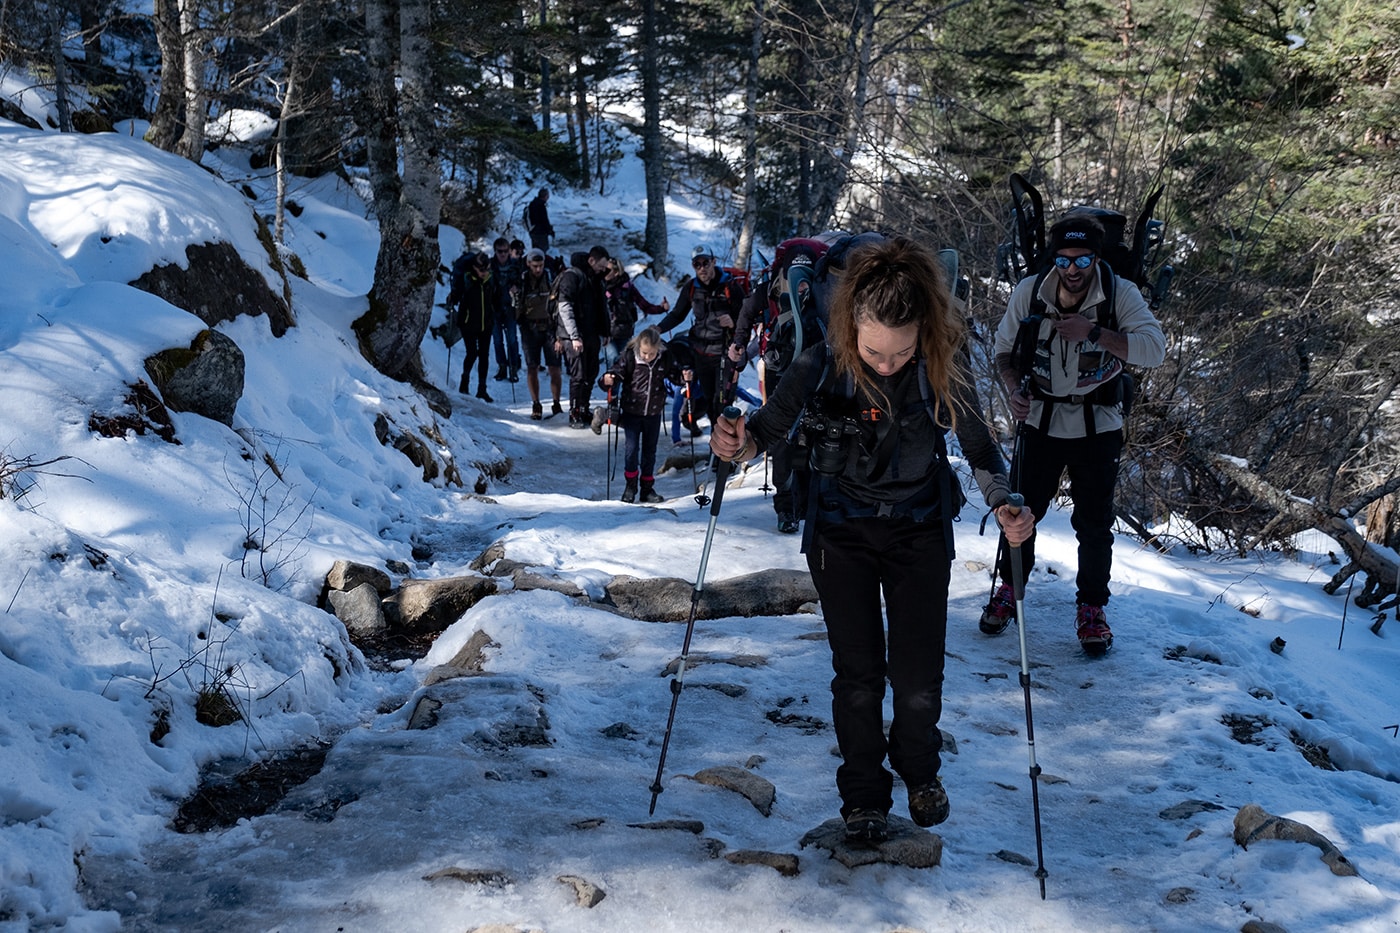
826, 236, 966, 429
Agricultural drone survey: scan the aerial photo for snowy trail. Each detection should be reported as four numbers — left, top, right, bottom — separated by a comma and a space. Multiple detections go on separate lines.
77, 391, 1400, 932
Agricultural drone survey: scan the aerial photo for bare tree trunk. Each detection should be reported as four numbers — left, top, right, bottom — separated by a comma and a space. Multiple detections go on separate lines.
539, 0, 551, 133
148, 0, 185, 151
174, 0, 209, 161
735, 0, 764, 270
1211, 453, 1400, 609
640, 0, 668, 268
353, 0, 441, 382
810, 0, 875, 228
574, 52, 590, 188
49, 1, 74, 131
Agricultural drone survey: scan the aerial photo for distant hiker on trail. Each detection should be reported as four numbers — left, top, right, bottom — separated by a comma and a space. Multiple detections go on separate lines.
489, 236, 522, 383
981, 212, 1165, 655
553, 245, 611, 428
728, 237, 829, 534
446, 250, 496, 402
515, 248, 563, 419
596, 326, 690, 504
525, 188, 555, 252
654, 244, 746, 434
602, 257, 669, 368
710, 236, 1033, 846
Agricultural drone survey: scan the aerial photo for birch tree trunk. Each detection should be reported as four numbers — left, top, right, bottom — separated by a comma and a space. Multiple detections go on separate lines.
148, 0, 185, 151
734, 0, 764, 270
353, 0, 442, 382
640, 0, 668, 268
174, 0, 209, 160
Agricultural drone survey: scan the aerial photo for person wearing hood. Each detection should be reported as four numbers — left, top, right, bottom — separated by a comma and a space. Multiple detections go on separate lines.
553, 246, 612, 428
446, 250, 496, 402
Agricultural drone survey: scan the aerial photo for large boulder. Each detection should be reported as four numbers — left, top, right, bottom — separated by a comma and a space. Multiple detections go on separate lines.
382, 576, 498, 634
132, 240, 294, 336
606, 568, 818, 621
144, 329, 244, 426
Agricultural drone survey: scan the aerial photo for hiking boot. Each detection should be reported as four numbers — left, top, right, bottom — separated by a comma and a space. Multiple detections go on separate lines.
552, 400, 564, 416
568, 409, 588, 429
776, 511, 799, 535
493, 368, 507, 382
508, 364, 521, 383
590, 407, 606, 435
843, 808, 888, 845
979, 583, 1015, 635
476, 385, 493, 403
621, 479, 638, 503
1075, 603, 1113, 656
530, 401, 543, 420
639, 482, 664, 504
458, 377, 470, 394
907, 778, 950, 827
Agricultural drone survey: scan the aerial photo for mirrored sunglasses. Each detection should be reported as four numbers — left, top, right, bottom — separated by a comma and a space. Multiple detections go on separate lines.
1053, 254, 1095, 270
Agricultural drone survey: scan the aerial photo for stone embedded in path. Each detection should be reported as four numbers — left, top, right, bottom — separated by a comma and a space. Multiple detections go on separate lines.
557, 874, 606, 908
692, 765, 777, 816
1159, 799, 1227, 821
382, 575, 498, 633
422, 628, 499, 685
607, 568, 818, 622
725, 849, 800, 877
422, 866, 516, 887
661, 652, 767, 677
800, 815, 942, 869
627, 819, 706, 834
1234, 803, 1358, 876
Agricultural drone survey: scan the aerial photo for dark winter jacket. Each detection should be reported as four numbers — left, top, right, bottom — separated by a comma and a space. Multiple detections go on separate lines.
490, 255, 521, 320
515, 267, 554, 332
449, 263, 494, 338
598, 344, 683, 419
526, 195, 554, 239
655, 269, 746, 357
553, 252, 608, 343
603, 271, 664, 345
747, 346, 1009, 515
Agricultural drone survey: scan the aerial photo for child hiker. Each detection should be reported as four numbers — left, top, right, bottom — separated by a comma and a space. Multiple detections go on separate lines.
596, 326, 691, 503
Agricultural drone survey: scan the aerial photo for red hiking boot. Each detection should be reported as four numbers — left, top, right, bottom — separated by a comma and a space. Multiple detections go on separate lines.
1075, 603, 1113, 656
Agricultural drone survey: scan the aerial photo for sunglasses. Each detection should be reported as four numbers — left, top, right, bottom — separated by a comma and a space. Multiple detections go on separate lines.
1053, 254, 1095, 270
692, 258, 714, 269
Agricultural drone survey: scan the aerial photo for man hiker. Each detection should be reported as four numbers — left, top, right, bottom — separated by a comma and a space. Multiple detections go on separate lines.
981, 212, 1166, 655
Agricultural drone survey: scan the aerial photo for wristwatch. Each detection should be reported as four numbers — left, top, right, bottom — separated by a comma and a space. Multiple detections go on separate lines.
1087, 324, 1103, 343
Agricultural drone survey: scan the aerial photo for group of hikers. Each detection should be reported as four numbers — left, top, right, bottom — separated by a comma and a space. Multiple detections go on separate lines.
444, 190, 1167, 846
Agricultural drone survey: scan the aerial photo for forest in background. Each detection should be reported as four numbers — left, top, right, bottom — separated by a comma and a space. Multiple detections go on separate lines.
1, 0, 1397, 609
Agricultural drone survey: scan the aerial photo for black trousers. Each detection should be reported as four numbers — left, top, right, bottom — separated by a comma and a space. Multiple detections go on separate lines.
458, 331, 492, 391
807, 514, 951, 817
564, 338, 601, 414
996, 427, 1123, 607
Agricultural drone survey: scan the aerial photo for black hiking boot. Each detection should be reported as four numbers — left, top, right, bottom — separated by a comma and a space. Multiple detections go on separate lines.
907, 778, 950, 827
639, 481, 663, 504
776, 510, 799, 534
551, 399, 564, 416
621, 479, 638, 503
530, 401, 543, 420
493, 367, 507, 382
476, 385, 493, 403
843, 808, 888, 845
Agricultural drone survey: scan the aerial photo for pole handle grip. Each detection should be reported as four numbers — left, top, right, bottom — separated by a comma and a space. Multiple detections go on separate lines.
1006, 492, 1024, 515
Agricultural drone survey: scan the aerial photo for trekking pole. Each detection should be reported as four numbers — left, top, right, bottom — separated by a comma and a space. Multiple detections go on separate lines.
605, 387, 615, 499
649, 406, 740, 814
685, 381, 709, 507
987, 402, 1028, 603
1007, 490, 1049, 899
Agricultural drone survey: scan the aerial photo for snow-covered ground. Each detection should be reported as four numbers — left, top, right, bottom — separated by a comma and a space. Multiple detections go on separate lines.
1, 116, 1398, 932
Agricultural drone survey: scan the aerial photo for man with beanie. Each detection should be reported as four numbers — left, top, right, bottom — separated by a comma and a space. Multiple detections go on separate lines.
981, 212, 1165, 655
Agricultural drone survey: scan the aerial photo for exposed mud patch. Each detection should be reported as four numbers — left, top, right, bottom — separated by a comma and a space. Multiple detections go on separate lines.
172, 743, 332, 833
